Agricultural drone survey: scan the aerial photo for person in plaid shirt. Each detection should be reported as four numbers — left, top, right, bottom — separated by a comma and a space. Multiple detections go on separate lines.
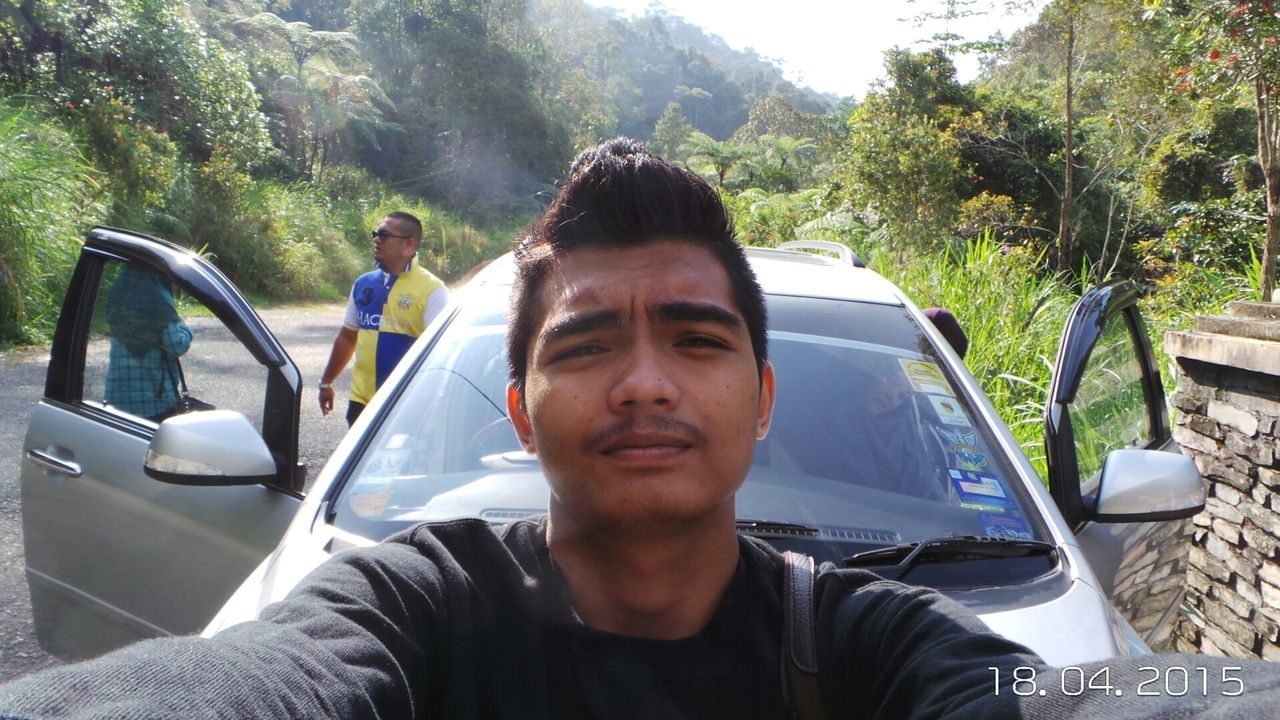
104, 265, 193, 420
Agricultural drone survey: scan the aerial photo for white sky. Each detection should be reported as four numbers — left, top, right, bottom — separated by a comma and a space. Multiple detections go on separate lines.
581, 0, 1047, 99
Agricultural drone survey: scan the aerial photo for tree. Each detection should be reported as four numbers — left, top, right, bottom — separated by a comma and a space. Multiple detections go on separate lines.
1055, 0, 1078, 273
878, 47, 976, 122
652, 101, 693, 159
232, 12, 389, 179
977, 0, 1176, 277
738, 134, 817, 193
681, 131, 745, 186
349, 0, 569, 211
1155, 0, 1280, 299
731, 96, 839, 155
841, 96, 965, 252
0, 0, 272, 166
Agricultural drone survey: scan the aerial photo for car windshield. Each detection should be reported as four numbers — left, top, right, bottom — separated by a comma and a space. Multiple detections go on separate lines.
331, 288, 1045, 564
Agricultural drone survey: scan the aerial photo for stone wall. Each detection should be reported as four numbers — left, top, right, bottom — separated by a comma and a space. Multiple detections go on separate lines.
1165, 301, 1280, 658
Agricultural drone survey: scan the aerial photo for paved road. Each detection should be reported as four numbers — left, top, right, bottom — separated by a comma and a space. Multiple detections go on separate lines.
0, 303, 350, 682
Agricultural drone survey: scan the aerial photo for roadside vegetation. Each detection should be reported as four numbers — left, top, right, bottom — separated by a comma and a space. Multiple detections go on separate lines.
0, 0, 1272, 466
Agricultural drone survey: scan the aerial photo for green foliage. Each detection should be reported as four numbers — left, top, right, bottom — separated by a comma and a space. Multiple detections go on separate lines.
651, 101, 694, 159
253, 182, 364, 301
351, 0, 569, 212
735, 135, 818, 193
841, 96, 964, 251
957, 192, 1025, 241
1150, 0, 1280, 297
797, 212, 870, 246
876, 48, 975, 122
1140, 258, 1256, 389
66, 94, 178, 226
0, 102, 104, 345
1141, 104, 1259, 206
958, 93, 1064, 246
723, 188, 826, 247
9, 0, 274, 167
1136, 191, 1264, 274
231, 12, 389, 179
164, 154, 358, 301
680, 131, 746, 186
731, 96, 840, 154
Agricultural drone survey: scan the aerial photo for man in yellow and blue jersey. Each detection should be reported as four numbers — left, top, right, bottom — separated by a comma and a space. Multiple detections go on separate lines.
319, 212, 449, 425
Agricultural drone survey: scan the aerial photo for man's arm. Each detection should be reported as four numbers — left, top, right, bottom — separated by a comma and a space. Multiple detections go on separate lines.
0, 539, 449, 719
319, 327, 357, 416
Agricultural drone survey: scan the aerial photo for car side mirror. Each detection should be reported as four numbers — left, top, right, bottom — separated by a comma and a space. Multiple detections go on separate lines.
1093, 448, 1206, 523
144, 410, 277, 486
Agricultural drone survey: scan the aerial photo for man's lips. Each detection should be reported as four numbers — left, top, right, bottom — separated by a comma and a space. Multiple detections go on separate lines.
599, 432, 695, 455
588, 419, 707, 462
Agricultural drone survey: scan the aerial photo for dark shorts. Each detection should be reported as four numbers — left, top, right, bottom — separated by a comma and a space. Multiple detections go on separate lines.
346, 401, 366, 427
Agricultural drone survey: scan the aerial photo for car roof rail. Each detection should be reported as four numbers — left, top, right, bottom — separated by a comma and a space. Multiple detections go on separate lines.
776, 240, 866, 268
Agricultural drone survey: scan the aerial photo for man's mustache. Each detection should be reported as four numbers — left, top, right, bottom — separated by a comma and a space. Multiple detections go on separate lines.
586, 416, 707, 450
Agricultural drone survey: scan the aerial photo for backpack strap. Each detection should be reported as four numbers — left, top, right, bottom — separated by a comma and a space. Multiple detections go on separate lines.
782, 551, 828, 720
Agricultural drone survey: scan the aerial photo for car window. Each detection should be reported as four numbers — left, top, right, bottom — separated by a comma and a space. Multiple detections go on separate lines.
332, 290, 1046, 563
1065, 310, 1152, 486
82, 260, 267, 428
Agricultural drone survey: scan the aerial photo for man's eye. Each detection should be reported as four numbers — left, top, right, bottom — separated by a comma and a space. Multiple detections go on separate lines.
678, 336, 728, 349
552, 344, 606, 362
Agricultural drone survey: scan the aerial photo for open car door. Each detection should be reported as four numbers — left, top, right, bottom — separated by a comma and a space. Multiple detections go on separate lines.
21, 227, 304, 660
1044, 280, 1205, 651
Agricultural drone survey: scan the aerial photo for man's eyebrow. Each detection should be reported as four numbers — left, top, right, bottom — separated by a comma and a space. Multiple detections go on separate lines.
540, 309, 624, 345
653, 301, 743, 331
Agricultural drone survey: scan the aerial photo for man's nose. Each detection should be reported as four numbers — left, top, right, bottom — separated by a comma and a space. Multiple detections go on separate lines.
609, 343, 679, 410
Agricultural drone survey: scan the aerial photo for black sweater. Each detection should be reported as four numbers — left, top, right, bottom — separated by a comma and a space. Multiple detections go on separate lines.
1, 517, 1277, 719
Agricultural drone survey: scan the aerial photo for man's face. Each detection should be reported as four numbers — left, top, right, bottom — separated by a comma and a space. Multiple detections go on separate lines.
507, 240, 775, 531
373, 216, 416, 271
867, 364, 911, 416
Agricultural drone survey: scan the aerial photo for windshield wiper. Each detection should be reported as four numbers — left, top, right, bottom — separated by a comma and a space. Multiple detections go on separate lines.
735, 519, 820, 537
842, 535, 1056, 582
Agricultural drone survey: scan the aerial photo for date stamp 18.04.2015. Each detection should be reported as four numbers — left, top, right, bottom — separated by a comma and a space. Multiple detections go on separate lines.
988, 665, 1245, 698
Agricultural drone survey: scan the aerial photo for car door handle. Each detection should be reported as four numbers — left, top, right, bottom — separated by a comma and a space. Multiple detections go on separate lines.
27, 449, 82, 477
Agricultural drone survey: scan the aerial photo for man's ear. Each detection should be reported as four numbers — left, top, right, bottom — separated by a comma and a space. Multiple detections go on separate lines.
507, 382, 536, 453
755, 361, 776, 440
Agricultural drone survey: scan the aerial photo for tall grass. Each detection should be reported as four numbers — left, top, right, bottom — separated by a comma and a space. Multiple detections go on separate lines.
0, 103, 105, 345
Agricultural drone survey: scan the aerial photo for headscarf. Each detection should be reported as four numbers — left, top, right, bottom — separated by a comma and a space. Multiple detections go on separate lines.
923, 307, 969, 359
106, 266, 180, 357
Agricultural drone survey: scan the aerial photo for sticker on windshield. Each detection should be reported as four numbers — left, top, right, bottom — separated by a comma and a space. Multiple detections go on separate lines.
349, 477, 393, 518
927, 394, 971, 427
980, 512, 1033, 541
940, 428, 987, 469
898, 359, 953, 396
948, 469, 1015, 512
349, 438, 411, 518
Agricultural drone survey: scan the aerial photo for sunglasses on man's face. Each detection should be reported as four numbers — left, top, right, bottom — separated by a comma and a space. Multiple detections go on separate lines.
372, 229, 412, 240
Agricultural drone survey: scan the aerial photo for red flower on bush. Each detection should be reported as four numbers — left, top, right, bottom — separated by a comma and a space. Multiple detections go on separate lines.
1209, 48, 1222, 61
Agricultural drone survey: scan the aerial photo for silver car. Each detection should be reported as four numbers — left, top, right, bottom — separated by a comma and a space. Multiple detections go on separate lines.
22, 228, 1205, 664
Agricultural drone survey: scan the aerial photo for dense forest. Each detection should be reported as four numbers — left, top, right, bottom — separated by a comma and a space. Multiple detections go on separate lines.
1, 0, 1276, 467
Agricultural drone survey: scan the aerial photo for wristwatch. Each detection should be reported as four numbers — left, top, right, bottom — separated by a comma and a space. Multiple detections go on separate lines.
319, 382, 334, 390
